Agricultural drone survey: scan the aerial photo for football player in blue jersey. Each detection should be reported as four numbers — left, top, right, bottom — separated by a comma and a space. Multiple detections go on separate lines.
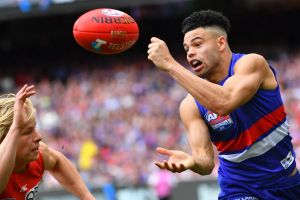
148, 10, 300, 199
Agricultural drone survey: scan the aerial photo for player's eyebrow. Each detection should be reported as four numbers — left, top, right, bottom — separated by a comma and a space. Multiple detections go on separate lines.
183, 36, 204, 46
24, 122, 37, 132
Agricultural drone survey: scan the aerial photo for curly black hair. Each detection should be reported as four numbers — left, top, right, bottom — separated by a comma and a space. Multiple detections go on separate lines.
182, 10, 231, 35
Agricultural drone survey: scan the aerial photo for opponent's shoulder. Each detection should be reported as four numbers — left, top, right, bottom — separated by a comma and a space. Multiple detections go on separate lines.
39, 142, 58, 170
39, 142, 49, 153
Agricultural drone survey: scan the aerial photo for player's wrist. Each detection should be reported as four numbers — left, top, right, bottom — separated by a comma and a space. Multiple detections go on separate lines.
7, 124, 23, 137
166, 59, 181, 73
189, 156, 214, 175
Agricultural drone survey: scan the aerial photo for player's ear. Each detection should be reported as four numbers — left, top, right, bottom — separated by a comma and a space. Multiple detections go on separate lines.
216, 36, 226, 52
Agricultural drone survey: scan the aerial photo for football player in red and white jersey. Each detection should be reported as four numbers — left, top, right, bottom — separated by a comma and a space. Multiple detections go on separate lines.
0, 84, 95, 200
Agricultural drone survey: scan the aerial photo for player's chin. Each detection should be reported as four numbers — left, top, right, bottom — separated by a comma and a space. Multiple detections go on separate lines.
27, 152, 39, 161
193, 70, 204, 77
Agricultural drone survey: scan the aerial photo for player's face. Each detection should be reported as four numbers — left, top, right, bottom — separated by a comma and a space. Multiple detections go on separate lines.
183, 27, 221, 79
16, 111, 42, 163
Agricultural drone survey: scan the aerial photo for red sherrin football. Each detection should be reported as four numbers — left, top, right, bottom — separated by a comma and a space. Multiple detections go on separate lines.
73, 8, 139, 55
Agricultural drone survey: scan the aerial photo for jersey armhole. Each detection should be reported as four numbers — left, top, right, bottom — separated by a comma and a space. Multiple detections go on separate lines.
194, 99, 206, 119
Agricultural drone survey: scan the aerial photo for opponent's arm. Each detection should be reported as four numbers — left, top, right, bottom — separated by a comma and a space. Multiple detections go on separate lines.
40, 142, 95, 200
0, 85, 35, 194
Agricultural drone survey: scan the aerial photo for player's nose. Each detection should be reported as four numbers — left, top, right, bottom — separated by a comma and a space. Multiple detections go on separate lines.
187, 47, 196, 58
33, 130, 43, 142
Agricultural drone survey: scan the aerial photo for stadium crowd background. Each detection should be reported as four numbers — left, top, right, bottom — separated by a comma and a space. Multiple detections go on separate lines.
0, 0, 300, 198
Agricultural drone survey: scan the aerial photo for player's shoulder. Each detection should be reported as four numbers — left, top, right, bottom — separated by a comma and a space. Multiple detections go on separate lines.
235, 53, 269, 72
180, 94, 194, 108
179, 94, 200, 115
39, 142, 50, 155
243, 53, 265, 58
240, 53, 268, 65
39, 142, 58, 170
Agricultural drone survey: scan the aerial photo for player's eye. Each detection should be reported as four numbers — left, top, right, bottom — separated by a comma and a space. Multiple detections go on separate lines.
184, 47, 189, 53
23, 127, 34, 135
194, 42, 202, 47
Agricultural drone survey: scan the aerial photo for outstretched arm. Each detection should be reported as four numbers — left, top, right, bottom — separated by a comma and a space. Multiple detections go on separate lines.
0, 85, 36, 194
180, 94, 215, 174
154, 94, 214, 175
40, 142, 95, 200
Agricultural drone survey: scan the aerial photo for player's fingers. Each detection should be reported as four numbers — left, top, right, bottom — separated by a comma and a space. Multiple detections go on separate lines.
17, 91, 29, 101
180, 163, 186, 171
16, 84, 33, 97
18, 87, 36, 100
148, 54, 153, 61
163, 160, 180, 173
163, 161, 173, 171
148, 42, 157, 49
156, 164, 175, 174
16, 84, 28, 96
24, 85, 35, 92
147, 48, 153, 55
150, 37, 161, 42
154, 161, 165, 169
147, 44, 160, 55
171, 162, 185, 173
171, 162, 181, 173
24, 85, 36, 96
18, 91, 36, 101
147, 43, 158, 56
156, 147, 173, 156
25, 90, 36, 98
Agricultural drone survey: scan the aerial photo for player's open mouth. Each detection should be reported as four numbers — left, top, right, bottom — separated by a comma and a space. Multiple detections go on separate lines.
32, 147, 39, 151
190, 59, 203, 71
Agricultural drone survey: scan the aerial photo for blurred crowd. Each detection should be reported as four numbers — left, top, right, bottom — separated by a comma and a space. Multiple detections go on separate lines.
270, 51, 300, 169
0, 51, 300, 192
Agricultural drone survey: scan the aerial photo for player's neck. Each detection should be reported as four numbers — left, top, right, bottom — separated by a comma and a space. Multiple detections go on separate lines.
13, 161, 29, 173
207, 50, 232, 83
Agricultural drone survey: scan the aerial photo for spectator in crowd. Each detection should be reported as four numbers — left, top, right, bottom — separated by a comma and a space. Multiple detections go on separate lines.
148, 169, 177, 200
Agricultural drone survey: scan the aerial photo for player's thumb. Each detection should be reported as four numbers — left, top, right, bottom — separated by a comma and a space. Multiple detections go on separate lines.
156, 147, 173, 156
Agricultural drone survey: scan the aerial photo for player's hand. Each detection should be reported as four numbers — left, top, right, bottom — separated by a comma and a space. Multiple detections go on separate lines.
147, 37, 177, 72
154, 147, 195, 173
10, 84, 36, 133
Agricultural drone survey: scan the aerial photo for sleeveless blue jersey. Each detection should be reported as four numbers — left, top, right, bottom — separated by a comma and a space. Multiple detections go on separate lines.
195, 53, 297, 189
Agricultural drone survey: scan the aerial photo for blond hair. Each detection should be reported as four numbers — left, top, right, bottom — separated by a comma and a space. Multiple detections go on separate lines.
0, 94, 35, 143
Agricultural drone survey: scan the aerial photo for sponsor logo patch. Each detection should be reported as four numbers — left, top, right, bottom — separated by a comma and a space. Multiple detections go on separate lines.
281, 151, 294, 169
25, 182, 40, 200
234, 197, 259, 200
204, 111, 234, 131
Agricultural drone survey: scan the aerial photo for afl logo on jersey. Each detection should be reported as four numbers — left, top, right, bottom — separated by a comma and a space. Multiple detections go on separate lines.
204, 111, 234, 131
